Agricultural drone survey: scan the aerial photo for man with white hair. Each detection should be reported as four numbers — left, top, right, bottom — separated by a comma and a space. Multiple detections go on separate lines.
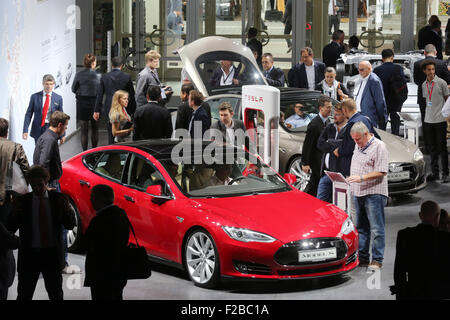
347, 121, 389, 272
354, 61, 388, 129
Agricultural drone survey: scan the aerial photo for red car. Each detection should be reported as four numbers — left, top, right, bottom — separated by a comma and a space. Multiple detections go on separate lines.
61, 140, 358, 288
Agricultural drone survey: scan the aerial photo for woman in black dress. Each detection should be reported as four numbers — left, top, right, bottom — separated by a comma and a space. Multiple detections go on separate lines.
72, 54, 101, 151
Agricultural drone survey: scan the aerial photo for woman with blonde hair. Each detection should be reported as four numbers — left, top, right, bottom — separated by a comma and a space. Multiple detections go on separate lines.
109, 90, 133, 143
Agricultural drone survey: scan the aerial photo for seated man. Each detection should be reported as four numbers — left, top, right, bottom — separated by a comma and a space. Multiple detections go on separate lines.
285, 103, 316, 128
210, 60, 240, 87
206, 165, 233, 186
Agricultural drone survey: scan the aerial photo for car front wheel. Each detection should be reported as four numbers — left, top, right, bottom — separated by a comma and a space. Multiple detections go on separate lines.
184, 230, 220, 289
288, 156, 310, 191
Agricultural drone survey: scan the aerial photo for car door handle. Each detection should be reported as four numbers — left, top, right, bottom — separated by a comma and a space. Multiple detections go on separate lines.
79, 180, 90, 188
124, 195, 135, 203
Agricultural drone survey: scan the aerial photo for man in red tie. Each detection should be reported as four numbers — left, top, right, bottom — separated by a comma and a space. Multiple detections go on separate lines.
23, 75, 64, 144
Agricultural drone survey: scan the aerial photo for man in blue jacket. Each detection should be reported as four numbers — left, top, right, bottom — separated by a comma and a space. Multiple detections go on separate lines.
23, 75, 64, 144
354, 61, 388, 129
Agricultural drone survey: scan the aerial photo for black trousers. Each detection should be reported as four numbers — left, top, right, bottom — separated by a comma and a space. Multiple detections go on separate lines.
389, 110, 401, 136
305, 166, 321, 197
17, 249, 63, 300
90, 282, 126, 301
329, 15, 340, 35
284, 23, 292, 47
79, 119, 99, 151
0, 285, 7, 300
423, 122, 449, 176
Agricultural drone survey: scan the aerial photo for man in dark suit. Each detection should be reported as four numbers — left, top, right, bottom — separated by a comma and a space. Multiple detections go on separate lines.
288, 47, 326, 90
7, 166, 76, 300
175, 83, 195, 131
210, 60, 241, 87
301, 97, 332, 197
94, 56, 136, 145
393, 200, 450, 300
323, 30, 346, 68
133, 86, 173, 141
373, 49, 407, 136
261, 53, 285, 87
210, 101, 246, 145
413, 44, 450, 124
336, 98, 379, 177
23, 74, 64, 144
84, 184, 129, 300
354, 61, 387, 129
247, 27, 263, 69
188, 90, 211, 139
418, 16, 443, 60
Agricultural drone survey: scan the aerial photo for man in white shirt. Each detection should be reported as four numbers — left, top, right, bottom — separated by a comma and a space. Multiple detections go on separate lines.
287, 47, 325, 90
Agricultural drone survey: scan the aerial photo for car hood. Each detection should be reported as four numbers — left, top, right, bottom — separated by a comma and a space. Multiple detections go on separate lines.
375, 128, 418, 163
189, 190, 349, 244
178, 36, 266, 97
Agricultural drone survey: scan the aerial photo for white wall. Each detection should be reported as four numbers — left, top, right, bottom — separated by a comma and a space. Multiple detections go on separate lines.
0, 0, 77, 164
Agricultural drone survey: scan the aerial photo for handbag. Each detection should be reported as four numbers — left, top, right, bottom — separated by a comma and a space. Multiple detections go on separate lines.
123, 218, 152, 280
5, 144, 28, 195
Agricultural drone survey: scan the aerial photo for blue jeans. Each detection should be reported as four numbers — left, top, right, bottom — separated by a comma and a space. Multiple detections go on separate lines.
317, 175, 333, 203
353, 194, 387, 264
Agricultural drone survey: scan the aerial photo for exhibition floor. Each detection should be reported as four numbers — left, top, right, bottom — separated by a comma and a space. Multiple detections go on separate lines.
5, 128, 449, 300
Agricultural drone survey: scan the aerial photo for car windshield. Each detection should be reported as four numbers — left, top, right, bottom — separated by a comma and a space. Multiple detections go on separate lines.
159, 145, 290, 198
196, 51, 266, 96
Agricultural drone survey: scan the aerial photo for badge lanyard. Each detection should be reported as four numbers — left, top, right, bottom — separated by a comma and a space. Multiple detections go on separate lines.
426, 81, 435, 104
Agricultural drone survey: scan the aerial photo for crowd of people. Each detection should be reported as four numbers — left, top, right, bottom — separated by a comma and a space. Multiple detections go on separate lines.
1, 14, 450, 300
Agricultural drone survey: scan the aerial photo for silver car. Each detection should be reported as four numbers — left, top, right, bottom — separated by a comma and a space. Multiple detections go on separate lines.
178, 36, 427, 196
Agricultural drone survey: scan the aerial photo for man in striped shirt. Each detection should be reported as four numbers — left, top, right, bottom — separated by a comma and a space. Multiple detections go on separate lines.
346, 121, 389, 272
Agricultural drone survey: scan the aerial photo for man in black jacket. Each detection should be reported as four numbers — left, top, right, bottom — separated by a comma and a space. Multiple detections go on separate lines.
393, 200, 450, 300
7, 166, 76, 300
210, 102, 246, 145
413, 44, 450, 124
301, 97, 332, 197
133, 86, 173, 141
175, 83, 195, 131
418, 16, 443, 60
84, 184, 129, 300
322, 30, 346, 68
261, 53, 285, 87
188, 90, 211, 139
247, 27, 263, 69
94, 56, 136, 144
373, 49, 407, 136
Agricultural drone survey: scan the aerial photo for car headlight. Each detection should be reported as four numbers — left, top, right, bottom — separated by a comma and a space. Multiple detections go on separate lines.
222, 226, 276, 243
340, 218, 355, 236
413, 149, 423, 162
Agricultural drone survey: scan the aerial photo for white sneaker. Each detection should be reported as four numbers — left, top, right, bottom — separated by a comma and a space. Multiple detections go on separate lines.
366, 261, 382, 273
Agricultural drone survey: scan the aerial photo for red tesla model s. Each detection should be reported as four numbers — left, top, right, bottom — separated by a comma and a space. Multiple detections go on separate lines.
61, 139, 358, 288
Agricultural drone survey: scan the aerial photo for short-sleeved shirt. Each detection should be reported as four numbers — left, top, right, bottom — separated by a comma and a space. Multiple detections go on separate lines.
350, 136, 389, 198
422, 75, 449, 124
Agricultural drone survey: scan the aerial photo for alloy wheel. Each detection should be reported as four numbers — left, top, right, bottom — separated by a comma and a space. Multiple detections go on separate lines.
185, 231, 218, 286
288, 156, 310, 191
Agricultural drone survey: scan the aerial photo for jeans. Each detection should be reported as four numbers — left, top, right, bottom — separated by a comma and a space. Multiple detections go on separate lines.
317, 175, 333, 203
353, 194, 387, 264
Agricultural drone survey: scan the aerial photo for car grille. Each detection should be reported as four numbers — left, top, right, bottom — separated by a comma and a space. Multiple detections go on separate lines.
233, 261, 273, 275
345, 252, 358, 266
277, 264, 342, 276
274, 238, 348, 267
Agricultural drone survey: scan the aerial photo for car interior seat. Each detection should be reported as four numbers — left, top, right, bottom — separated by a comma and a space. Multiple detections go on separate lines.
96, 153, 123, 181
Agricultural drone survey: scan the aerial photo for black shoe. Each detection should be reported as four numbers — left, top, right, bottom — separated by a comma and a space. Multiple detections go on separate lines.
427, 173, 439, 182
442, 175, 450, 183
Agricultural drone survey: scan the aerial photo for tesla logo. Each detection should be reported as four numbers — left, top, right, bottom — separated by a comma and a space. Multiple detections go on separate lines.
244, 95, 264, 103
176, 217, 184, 223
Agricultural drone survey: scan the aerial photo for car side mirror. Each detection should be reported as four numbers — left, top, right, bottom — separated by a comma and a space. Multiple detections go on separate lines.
146, 185, 162, 197
283, 173, 297, 186
146, 183, 173, 205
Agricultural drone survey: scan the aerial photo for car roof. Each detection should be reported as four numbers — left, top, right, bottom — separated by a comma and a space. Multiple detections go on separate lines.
115, 139, 242, 161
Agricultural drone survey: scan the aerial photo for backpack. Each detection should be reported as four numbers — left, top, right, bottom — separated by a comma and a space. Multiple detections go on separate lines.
388, 65, 408, 111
